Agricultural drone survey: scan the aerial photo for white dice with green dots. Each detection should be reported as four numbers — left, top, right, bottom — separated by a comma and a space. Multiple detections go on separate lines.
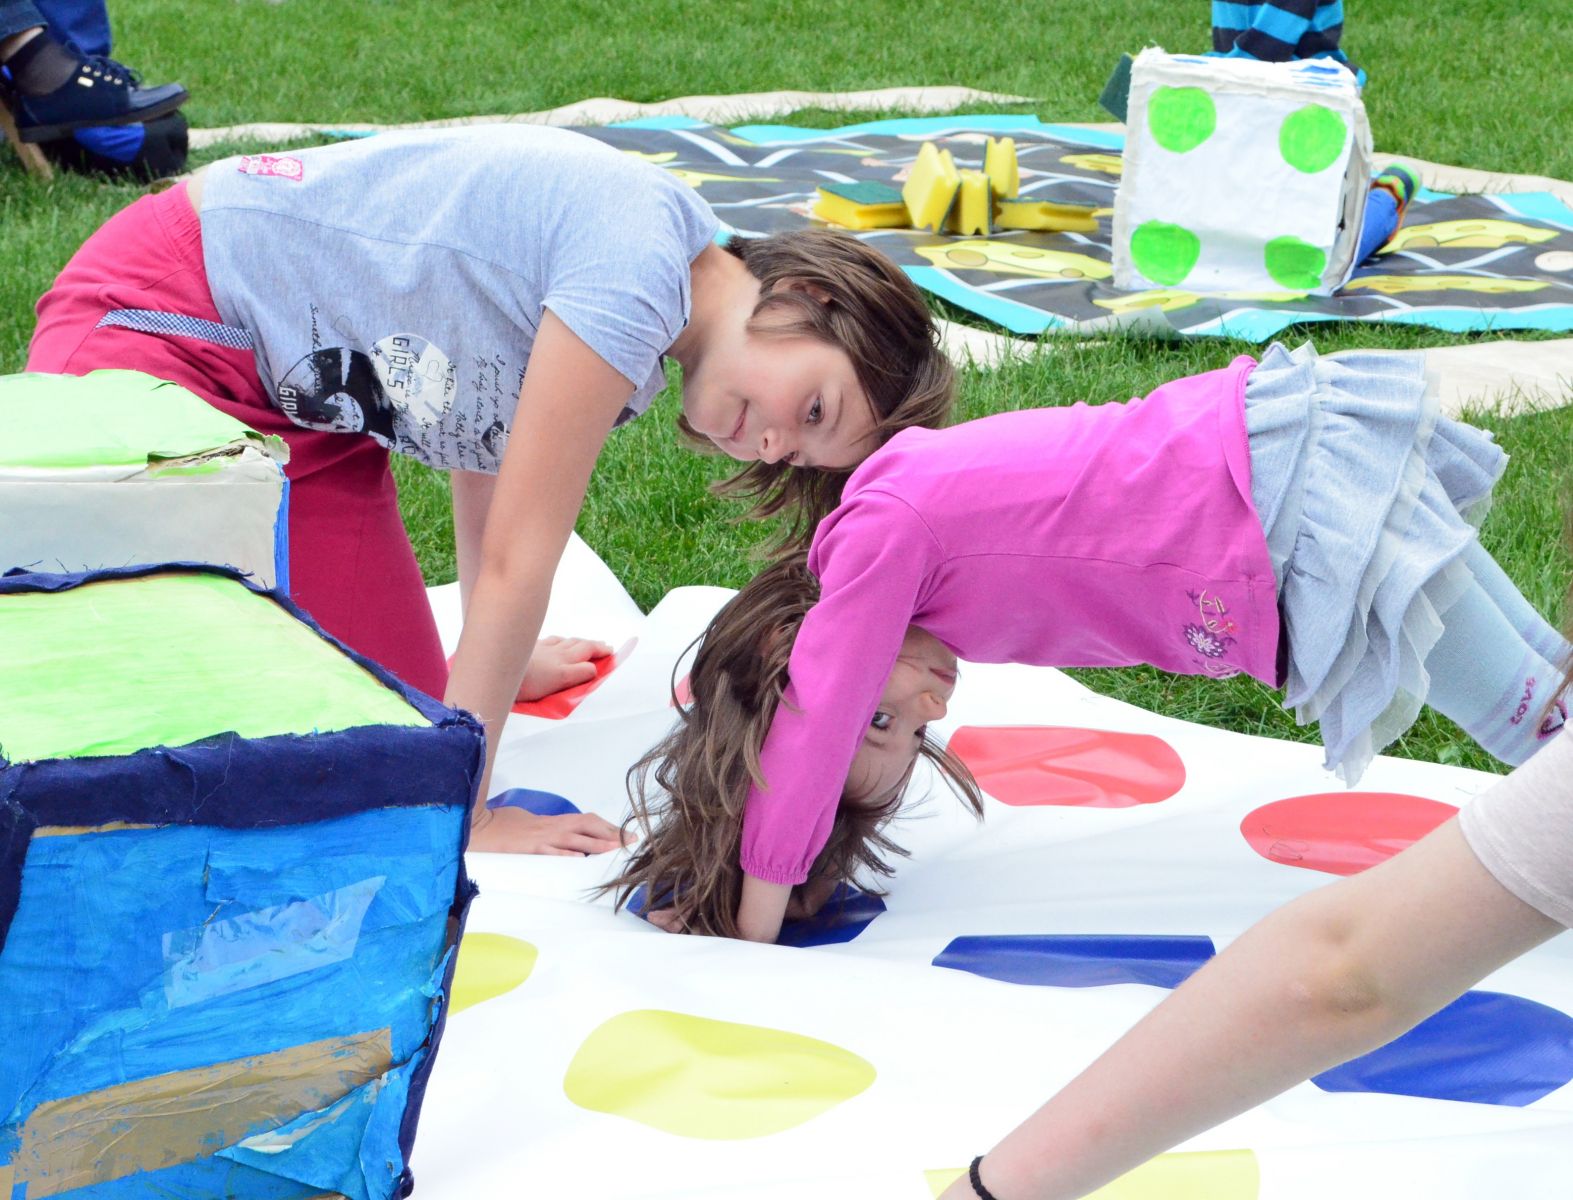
1113, 49, 1373, 296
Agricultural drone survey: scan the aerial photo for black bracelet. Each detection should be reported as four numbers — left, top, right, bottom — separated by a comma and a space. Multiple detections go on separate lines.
969, 1155, 1002, 1200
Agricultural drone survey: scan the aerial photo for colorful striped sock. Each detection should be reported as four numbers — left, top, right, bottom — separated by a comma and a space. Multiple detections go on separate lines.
1372, 164, 1420, 216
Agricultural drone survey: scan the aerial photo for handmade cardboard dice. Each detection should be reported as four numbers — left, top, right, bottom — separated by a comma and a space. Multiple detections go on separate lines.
1113, 49, 1373, 296
0, 371, 290, 587
0, 565, 481, 1200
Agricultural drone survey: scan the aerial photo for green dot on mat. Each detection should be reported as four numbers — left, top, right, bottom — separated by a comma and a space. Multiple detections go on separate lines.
1279, 104, 1348, 173
1130, 221, 1201, 286
1264, 236, 1327, 289
1147, 87, 1216, 153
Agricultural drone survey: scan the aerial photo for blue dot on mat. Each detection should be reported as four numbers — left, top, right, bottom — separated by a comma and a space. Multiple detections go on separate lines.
487, 788, 581, 817
933, 935, 1216, 988
626, 882, 885, 946
626, 884, 668, 918
1313, 989, 1573, 1106
778, 884, 887, 948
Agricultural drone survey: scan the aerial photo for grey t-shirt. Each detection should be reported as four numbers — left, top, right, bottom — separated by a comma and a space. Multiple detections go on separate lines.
1460, 727, 1573, 929
200, 126, 719, 472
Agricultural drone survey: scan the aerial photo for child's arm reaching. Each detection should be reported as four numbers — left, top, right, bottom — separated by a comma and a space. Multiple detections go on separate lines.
453, 471, 613, 699
937, 812, 1562, 1200
737, 493, 942, 941
737, 876, 794, 942
446, 310, 634, 853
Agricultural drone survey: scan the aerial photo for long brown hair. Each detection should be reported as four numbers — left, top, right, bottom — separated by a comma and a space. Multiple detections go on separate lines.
679, 230, 955, 557
602, 556, 982, 938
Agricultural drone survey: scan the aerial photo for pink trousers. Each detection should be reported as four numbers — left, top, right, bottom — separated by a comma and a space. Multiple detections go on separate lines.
27, 184, 449, 697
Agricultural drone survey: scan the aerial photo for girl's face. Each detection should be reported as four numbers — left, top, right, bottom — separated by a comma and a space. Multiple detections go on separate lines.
680, 326, 878, 470
844, 626, 958, 808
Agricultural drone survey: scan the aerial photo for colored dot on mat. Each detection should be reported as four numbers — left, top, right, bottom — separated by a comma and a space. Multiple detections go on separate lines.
926, 1149, 1259, 1199
778, 883, 887, 948
1264, 235, 1327, 290
947, 726, 1186, 808
627, 882, 886, 947
1239, 791, 1457, 876
671, 673, 693, 707
1278, 103, 1348, 173
1129, 221, 1201, 287
512, 636, 637, 719
1314, 990, 1573, 1107
449, 933, 537, 1015
563, 1009, 875, 1139
487, 787, 581, 817
1147, 86, 1217, 154
933, 935, 1215, 989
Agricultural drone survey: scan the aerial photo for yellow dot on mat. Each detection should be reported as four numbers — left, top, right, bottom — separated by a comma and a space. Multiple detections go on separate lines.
925, 1150, 1259, 1199
448, 933, 537, 1014
563, 1009, 876, 1139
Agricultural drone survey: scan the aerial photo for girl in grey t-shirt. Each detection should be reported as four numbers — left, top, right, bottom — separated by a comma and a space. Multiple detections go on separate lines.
28, 125, 956, 854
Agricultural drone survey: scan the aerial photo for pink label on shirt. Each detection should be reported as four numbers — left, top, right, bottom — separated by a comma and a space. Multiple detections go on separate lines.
237, 154, 304, 181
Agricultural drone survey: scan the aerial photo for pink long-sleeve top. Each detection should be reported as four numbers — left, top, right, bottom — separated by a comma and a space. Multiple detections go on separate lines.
740, 356, 1281, 886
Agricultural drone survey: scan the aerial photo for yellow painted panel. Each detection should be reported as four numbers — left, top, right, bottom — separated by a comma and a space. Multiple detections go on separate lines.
564, 1009, 875, 1140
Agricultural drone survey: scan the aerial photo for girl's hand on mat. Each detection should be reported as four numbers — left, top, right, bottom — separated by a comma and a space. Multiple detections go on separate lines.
647, 907, 691, 934
517, 636, 613, 702
470, 806, 627, 856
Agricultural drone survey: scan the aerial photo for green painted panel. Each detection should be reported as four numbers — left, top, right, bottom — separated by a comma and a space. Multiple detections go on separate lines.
0, 371, 281, 469
0, 573, 426, 764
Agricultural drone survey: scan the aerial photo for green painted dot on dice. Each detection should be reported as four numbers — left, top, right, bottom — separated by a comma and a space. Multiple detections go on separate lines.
1131, 221, 1201, 286
1147, 87, 1216, 154
1265, 236, 1327, 289
1279, 105, 1348, 173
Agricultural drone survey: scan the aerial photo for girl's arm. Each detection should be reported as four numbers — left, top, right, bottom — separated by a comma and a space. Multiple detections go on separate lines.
453, 468, 611, 702
737, 876, 793, 943
734, 498, 941, 943
939, 818, 1560, 1200
733, 874, 838, 939
451, 468, 496, 610
447, 310, 630, 854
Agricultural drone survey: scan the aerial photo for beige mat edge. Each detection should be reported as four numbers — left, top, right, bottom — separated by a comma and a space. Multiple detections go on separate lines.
186, 87, 1033, 150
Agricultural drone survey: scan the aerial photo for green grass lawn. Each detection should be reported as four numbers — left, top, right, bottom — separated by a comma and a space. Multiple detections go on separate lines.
4, 0, 1570, 773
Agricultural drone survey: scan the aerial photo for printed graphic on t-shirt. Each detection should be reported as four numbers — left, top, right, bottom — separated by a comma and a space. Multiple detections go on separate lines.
274, 333, 458, 456
479, 418, 509, 461
371, 333, 457, 427
276, 347, 396, 438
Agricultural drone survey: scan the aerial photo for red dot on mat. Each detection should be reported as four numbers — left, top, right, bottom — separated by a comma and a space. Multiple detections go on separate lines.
671, 674, 693, 707
947, 725, 1186, 808
513, 638, 637, 719
1240, 791, 1458, 876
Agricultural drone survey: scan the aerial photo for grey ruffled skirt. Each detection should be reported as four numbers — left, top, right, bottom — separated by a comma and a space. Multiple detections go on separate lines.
1244, 342, 1507, 783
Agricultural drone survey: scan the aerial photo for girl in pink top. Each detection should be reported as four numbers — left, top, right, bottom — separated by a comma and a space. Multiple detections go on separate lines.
611, 343, 1569, 942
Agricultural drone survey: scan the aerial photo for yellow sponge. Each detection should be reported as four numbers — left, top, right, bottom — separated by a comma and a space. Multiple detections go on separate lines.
813, 181, 909, 230
984, 137, 1019, 200
995, 198, 1101, 234
946, 170, 993, 236
903, 142, 961, 233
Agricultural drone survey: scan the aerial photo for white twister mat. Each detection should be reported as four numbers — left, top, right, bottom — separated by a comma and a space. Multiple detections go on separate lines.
415, 537, 1573, 1199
